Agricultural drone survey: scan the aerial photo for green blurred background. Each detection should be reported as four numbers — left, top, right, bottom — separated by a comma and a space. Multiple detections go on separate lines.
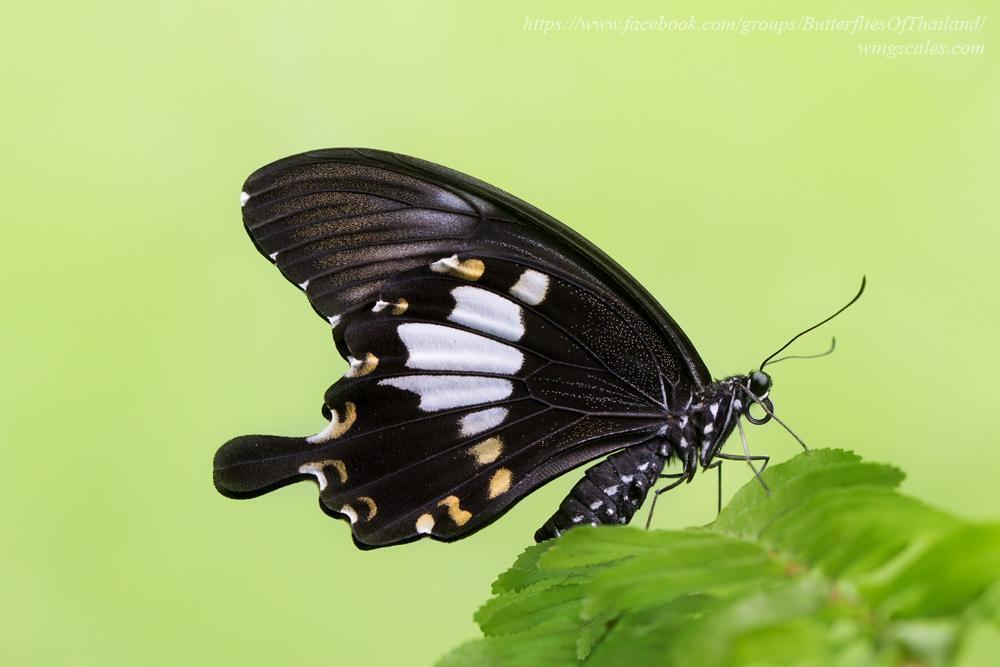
3, 0, 996, 665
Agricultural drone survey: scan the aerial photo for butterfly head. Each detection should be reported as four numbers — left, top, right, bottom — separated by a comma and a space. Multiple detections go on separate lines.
748, 370, 772, 400
741, 371, 774, 425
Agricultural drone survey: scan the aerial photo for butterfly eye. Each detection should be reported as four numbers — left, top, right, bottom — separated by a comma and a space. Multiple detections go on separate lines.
748, 370, 772, 399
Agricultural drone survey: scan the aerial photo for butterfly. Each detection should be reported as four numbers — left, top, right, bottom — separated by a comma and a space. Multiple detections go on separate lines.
213, 148, 862, 548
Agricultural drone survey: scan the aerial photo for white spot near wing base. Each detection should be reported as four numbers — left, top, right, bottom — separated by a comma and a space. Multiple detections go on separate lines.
430, 254, 484, 280
509, 269, 550, 305
459, 407, 508, 436
431, 254, 460, 273
398, 323, 524, 374
379, 375, 513, 412
448, 286, 525, 341
240, 191, 250, 207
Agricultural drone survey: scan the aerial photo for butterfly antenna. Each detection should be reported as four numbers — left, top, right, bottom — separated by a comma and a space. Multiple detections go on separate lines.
760, 277, 866, 370
765, 337, 837, 367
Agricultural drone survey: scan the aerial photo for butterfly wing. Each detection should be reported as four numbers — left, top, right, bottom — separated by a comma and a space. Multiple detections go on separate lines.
238, 148, 709, 385
216, 149, 710, 547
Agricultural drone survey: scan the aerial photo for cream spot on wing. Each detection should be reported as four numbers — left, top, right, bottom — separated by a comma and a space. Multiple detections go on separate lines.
430, 254, 485, 280
448, 286, 525, 341
340, 504, 359, 524
397, 323, 524, 374
415, 513, 435, 534
468, 437, 503, 465
298, 459, 348, 490
488, 468, 513, 498
268, 251, 279, 261
509, 269, 550, 305
379, 375, 513, 412
328, 314, 341, 328
240, 191, 250, 207
346, 352, 379, 377
307, 402, 357, 443
438, 495, 472, 526
372, 298, 408, 314
298, 280, 310, 291
459, 407, 508, 437
357, 496, 378, 520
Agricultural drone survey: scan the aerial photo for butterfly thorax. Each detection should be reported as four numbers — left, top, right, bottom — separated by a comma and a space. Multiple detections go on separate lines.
664, 376, 749, 476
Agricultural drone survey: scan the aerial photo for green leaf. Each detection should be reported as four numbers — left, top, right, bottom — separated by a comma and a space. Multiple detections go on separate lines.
437, 449, 1000, 667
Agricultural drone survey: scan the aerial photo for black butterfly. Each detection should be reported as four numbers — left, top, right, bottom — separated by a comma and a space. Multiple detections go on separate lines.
213, 148, 862, 548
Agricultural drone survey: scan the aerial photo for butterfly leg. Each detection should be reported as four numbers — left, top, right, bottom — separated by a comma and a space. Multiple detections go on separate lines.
644, 471, 693, 530
710, 453, 770, 512
703, 459, 723, 515
729, 419, 770, 495
715, 452, 770, 471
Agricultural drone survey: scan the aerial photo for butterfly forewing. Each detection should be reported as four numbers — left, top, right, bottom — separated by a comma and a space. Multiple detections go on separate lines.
238, 148, 709, 386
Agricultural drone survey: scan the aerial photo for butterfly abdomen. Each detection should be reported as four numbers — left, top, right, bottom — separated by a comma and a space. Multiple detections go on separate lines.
534, 441, 669, 541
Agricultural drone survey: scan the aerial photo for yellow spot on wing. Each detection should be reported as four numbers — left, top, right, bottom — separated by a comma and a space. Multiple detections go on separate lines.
431, 255, 485, 281
357, 496, 378, 520
320, 460, 348, 483
415, 513, 435, 534
392, 298, 409, 315
298, 459, 348, 489
454, 259, 485, 280
437, 495, 472, 526
347, 353, 379, 377
469, 437, 503, 465
489, 468, 513, 498
329, 460, 348, 483
307, 402, 357, 443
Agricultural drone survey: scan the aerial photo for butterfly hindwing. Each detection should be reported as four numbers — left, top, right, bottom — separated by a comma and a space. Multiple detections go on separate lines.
215, 255, 669, 546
